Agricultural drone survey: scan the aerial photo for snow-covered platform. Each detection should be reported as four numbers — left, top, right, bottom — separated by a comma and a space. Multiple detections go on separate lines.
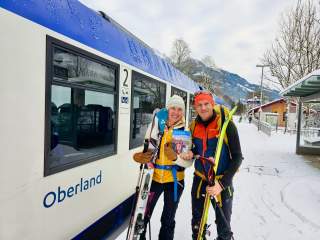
117, 118, 320, 240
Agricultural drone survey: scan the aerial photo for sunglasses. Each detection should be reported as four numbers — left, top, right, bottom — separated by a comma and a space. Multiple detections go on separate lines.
193, 90, 213, 98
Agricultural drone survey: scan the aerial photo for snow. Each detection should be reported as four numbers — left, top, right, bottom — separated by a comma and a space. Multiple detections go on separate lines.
117, 117, 320, 240
237, 83, 254, 93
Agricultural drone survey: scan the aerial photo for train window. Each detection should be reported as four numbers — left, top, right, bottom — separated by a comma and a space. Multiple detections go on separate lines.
130, 72, 166, 149
189, 94, 196, 122
171, 86, 187, 117
45, 39, 118, 176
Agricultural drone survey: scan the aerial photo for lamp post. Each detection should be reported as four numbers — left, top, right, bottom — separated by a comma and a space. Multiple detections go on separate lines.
256, 64, 270, 131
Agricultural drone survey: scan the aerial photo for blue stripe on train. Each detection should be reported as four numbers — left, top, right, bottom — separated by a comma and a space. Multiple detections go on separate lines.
0, 0, 199, 93
73, 194, 134, 240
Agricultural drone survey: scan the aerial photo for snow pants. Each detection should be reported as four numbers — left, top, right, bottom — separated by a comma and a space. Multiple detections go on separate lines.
191, 174, 234, 240
140, 180, 184, 240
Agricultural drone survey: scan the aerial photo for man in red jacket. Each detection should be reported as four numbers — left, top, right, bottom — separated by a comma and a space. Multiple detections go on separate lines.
181, 90, 243, 240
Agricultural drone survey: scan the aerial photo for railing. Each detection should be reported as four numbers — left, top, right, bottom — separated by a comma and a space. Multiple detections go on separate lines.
300, 128, 320, 138
275, 127, 320, 137
259, 121, 272, 136
252, 118, 272, 136
251, 117, 320, 137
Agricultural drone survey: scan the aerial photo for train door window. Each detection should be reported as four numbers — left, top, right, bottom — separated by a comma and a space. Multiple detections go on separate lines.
171, 86, 187, 116
189, 94, 196, 122
46, 38, 118, 176
129, 72, 166, 149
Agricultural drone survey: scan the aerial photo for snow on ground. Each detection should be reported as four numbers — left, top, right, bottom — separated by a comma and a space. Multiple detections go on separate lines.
117, 118, 320, 240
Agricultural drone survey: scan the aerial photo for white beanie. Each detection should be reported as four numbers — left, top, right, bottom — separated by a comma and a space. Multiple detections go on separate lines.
166, 95, 185, 113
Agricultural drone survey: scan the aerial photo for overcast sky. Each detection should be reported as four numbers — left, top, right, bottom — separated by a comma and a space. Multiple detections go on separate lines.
79, 0, 295, 86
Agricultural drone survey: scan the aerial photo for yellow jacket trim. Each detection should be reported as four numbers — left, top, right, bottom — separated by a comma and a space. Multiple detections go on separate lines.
152, 119, 185, 183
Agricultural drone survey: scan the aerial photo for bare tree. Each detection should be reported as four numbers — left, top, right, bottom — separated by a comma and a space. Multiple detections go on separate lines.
170, 39, 215, 92
198, 72, 215, 92
170, 39, 193, 77
197, 56, 218, 92
263, 0, 320, 88
201, 55, 217, 68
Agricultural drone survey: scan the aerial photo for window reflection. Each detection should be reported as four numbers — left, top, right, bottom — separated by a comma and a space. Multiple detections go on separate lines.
47, 46, 117, 174
130, 72, 166, 149
53, 48, 115, 90
299, 100, 320, 148
189, 94, 196, 122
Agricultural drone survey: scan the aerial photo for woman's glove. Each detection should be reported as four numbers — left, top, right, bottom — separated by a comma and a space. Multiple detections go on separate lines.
133, 149, 153, 164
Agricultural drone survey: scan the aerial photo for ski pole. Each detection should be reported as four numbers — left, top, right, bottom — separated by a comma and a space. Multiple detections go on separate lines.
148, 221, 152, 240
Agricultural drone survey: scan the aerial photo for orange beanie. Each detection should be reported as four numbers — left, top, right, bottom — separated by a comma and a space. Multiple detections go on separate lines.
194, 93, 215, 106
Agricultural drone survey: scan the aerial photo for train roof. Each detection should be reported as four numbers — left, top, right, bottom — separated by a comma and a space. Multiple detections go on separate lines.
0, 0, 200, 93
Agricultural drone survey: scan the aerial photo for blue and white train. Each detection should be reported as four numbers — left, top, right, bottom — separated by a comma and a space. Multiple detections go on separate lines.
0, 1, 224, 239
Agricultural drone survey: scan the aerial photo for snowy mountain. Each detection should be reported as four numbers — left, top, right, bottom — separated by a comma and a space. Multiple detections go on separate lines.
188, 58, 280, 104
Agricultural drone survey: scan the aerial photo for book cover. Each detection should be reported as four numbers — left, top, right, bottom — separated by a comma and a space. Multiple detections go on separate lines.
171, 129, 192, 154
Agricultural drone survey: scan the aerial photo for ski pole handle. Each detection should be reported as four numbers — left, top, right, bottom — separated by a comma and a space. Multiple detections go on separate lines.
201, 193, 219, 202
196, 156, 215, 166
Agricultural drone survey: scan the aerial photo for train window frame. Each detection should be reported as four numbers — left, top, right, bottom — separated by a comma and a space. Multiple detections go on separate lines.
44, 36, 119, 176
171, 86, 188, 118
129, 71, 167, 150
171, 86, 187, 105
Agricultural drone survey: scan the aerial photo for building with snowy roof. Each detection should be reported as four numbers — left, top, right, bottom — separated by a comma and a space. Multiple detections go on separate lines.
248, 98, 294, 128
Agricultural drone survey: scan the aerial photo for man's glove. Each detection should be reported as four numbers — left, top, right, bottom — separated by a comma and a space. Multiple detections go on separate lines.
133, 149, 153, 164
164, 143, 177, 162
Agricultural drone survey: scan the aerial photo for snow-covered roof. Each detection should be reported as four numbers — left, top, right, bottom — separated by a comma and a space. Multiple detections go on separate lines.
248, 98, 285, 112
280, 69, 320, 97
246, 98, 260, 103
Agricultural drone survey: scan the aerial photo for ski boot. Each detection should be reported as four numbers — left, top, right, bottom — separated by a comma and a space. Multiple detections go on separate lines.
192, 223, 210, 240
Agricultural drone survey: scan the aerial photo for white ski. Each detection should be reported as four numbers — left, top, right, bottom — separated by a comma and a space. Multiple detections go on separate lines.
126, 164, 154, 240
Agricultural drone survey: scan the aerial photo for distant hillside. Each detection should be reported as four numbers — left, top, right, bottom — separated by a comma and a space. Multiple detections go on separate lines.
187, 58, 280, 105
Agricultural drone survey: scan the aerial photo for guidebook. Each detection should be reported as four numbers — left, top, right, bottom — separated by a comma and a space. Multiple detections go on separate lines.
171, 129, 192, 154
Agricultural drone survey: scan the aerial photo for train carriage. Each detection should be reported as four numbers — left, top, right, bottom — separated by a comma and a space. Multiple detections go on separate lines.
0, 1, 223, 239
